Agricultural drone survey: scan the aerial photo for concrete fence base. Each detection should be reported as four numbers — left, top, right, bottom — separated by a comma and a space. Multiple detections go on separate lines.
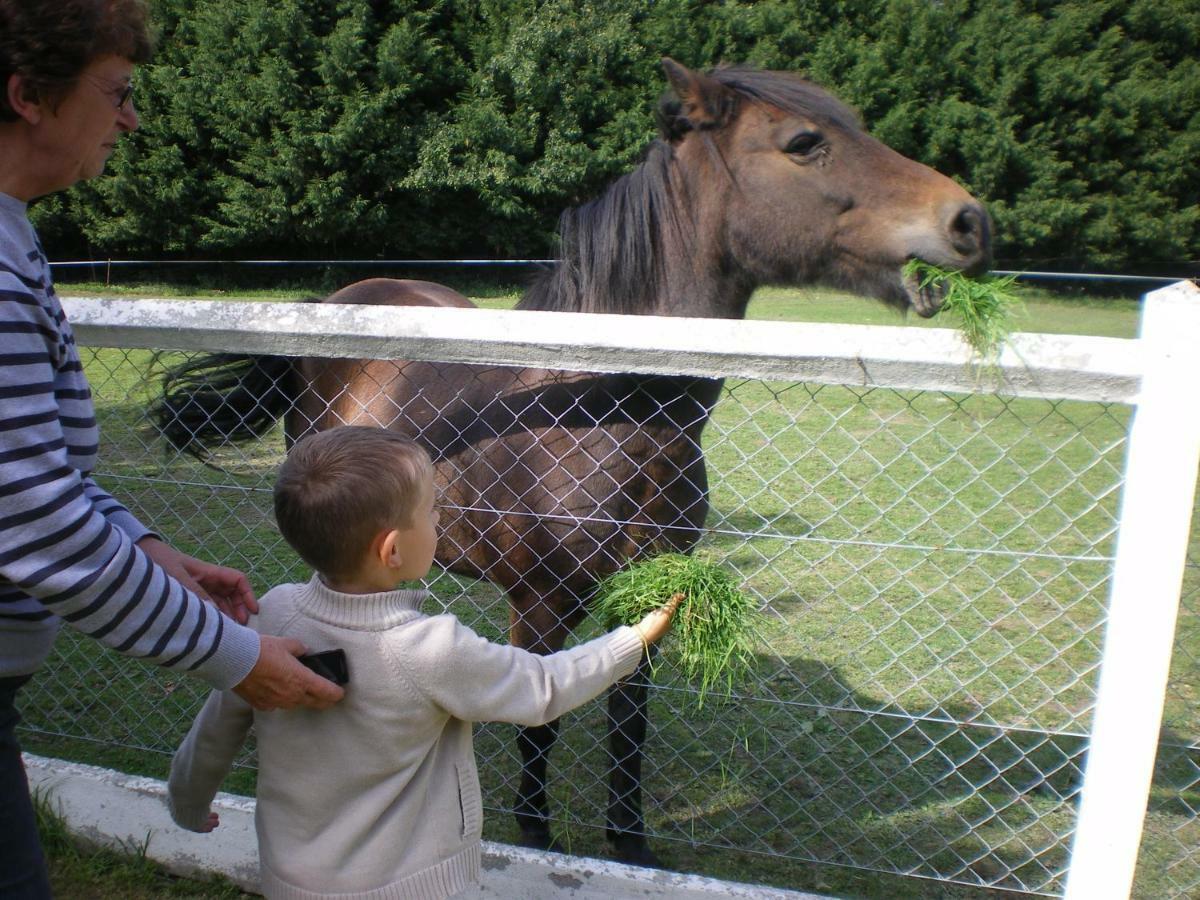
24, 754, 825, 899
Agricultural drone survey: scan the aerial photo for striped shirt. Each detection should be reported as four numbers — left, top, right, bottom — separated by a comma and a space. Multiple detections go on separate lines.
0, 192, 258, 689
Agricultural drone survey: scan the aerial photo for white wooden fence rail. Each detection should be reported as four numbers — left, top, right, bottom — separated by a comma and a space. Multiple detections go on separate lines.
61, 280, 1200, 899
64, 295, 1144, 402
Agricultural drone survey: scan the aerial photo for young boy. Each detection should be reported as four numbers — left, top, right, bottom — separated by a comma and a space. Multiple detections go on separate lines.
167, 425, 679, 899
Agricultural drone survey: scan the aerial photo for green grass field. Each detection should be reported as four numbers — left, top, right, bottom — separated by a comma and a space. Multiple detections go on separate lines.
24, 277, 1198, 899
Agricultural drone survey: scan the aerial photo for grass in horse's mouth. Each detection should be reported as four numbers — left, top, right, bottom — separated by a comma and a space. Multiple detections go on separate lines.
592, 553, 757, 708
904, 259, 1023, 359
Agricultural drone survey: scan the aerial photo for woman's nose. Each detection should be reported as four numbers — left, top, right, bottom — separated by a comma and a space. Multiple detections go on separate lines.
118, 101, 138, 132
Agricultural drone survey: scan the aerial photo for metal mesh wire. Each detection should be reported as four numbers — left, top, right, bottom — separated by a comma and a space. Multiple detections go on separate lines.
17, 345, 1198, 898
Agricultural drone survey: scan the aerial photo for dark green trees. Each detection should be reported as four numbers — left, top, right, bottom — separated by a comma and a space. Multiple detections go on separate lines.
53, 0, 470, 256
35, 0, 1199, 269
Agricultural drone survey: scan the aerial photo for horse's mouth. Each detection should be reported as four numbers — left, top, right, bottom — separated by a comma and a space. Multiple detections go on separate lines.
901, 266, 948, 318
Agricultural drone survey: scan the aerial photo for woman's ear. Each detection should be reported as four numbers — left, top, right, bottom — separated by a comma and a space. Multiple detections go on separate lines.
6, 73, 44, 125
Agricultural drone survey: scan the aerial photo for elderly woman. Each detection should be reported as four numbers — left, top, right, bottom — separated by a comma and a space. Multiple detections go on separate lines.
0, 1, 342, 894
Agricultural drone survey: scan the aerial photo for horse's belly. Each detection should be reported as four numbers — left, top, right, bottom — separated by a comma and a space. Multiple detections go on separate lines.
432, 425, 709, 592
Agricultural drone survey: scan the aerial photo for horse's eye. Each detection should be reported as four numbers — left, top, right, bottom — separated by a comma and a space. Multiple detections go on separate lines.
784, 132, 824, 158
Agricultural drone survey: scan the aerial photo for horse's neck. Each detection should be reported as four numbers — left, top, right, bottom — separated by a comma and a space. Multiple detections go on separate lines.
550, 233, 755, 319
655, 260, 755, 320
521, 143, 757, 320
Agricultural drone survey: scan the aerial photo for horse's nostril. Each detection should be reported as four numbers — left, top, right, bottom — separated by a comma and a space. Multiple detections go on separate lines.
952, 208, 978, 237
947, 202, 992, 273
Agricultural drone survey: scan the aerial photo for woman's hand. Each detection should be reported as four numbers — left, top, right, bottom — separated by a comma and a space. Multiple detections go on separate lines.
233, 635, 344, 711
137, 537, 258, 624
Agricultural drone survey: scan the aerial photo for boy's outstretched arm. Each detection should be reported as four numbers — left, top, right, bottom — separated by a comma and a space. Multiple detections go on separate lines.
395, 595, 683, 727
167, 689, 254, 832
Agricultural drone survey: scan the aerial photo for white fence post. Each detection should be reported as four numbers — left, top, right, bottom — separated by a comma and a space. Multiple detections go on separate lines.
1064, 280, 1200, 899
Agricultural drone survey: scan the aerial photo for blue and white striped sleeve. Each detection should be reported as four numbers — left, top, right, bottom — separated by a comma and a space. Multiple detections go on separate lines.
82, 478, 156, 544
0, 284, 259, 690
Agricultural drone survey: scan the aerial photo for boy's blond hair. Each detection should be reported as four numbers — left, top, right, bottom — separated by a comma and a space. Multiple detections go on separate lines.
273, 426, 434, 581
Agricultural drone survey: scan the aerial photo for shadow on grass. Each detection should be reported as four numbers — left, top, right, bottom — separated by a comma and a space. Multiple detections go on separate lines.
634, 653, 1084, 897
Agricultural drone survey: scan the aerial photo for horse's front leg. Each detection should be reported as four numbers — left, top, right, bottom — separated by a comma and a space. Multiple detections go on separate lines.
508, 594, 571, 851
515, 719, 562, 851
606, 651, 659, 866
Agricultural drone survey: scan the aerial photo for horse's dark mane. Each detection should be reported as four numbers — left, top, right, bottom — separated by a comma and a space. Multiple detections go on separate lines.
517, 140, 685, 315
517, 67, 861, 315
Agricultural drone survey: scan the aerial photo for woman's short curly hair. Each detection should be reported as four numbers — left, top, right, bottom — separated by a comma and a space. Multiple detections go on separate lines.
0, 0, 154, 121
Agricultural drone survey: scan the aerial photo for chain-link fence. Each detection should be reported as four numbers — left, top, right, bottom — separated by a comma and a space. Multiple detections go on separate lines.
19, 294, 1200, 898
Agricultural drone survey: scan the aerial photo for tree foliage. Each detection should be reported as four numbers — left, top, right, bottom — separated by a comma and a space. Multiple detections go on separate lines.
33, 0, 1200, 268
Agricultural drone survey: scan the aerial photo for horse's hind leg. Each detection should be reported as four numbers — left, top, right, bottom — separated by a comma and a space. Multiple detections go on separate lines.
606, 653, 659, 866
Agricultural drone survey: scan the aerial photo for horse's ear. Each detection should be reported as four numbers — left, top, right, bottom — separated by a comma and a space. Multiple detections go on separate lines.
658, 57, 737, 141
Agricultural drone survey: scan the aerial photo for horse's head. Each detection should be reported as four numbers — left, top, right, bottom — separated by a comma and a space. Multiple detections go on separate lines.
660, 59, 992, 317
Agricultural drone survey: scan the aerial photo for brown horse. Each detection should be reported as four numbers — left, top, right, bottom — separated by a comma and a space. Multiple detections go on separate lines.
156, 59, 991, 865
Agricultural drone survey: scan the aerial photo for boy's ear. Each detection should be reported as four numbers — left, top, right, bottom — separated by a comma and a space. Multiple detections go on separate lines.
6, 73, 44, 125
374, 528, 405, 569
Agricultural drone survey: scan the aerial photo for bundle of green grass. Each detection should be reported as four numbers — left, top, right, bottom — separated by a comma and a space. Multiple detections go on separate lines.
591, 553, 757, 707
904, 260, 1023, 360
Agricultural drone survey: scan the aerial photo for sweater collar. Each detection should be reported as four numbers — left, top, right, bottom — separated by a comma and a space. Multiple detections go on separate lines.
295, 574, 428, 630
0, 192, 28, 217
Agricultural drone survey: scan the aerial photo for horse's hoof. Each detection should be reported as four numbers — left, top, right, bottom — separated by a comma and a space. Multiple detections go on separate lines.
607, 833, 661, 868
517, 829, 565, 854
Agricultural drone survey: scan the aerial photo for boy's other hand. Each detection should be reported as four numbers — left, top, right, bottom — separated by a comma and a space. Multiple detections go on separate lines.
232, 635, 344, 711
200, 812, 219, 833
633, 592, 684, 647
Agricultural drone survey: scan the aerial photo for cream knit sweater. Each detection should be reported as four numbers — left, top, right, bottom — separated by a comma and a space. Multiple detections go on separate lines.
167, 575, 645, 899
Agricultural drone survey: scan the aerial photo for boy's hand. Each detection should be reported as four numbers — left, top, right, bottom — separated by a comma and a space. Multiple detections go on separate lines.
633, 593, 684, 647
232, 636, 344, 711
200, 812, 219, 833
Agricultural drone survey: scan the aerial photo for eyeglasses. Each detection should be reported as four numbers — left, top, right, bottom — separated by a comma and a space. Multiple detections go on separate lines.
83, 75, 135, 111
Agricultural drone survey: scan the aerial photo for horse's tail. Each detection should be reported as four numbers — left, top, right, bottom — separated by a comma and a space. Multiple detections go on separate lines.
152, 351, 295, 457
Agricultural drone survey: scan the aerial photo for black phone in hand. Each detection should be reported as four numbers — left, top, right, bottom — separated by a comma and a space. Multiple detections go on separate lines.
297, 648, 349, 686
